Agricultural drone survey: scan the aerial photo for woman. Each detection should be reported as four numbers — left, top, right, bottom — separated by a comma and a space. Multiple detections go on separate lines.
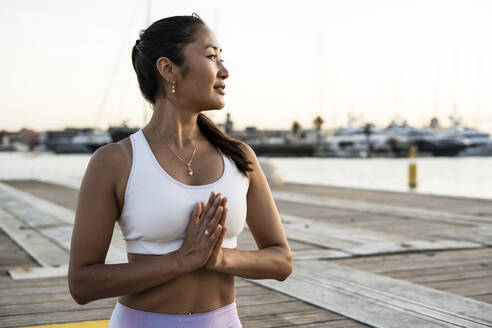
68, 14, 293, 327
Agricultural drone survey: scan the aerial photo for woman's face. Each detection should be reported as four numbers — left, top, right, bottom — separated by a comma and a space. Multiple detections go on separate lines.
174, 26, 229, 111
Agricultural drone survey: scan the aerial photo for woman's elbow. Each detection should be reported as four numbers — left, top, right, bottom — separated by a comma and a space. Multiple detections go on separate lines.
276, 251, 293, 281
68, 270, 90, 305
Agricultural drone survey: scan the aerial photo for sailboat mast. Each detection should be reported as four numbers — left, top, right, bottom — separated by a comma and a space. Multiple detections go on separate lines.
433, 65, 440, 121
475, 57, 482, 126
142, 0, 152, 126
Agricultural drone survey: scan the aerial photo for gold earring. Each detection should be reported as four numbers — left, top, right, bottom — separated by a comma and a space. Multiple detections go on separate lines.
171, 80, 176, 94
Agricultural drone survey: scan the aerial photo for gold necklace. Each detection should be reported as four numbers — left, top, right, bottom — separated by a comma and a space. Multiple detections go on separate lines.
164, 130, 199, 176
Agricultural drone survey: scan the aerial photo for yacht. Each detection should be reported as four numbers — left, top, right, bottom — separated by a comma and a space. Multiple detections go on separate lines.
42, 128, 111, 154
436, 117, 492, 156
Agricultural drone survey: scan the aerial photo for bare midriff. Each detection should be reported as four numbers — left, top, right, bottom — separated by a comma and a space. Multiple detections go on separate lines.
118, 253, 236, 314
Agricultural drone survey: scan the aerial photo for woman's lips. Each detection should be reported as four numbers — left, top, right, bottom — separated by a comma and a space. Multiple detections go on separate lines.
214, 87, 225, 95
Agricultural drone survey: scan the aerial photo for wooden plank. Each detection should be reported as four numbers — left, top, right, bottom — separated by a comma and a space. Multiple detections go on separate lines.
0, 180, 79, 211
0, 290, 75, 306
344, 239, 481, 256
400, 270, 492, 284
8, 265, 68, 280
281, 214, 482, 256
0, 308, 114, 328
282, 227, 357, 249
0, 298, 115, 316
341, 253, 492, 274
0, 229, 36, 272
474, 295, 492, 303
249, 260, 492, 328
273, 190, 492, 227
273, 183, 492, 218
0, 275, 66, 288
237, 300, 335, 318
236, 284, 274, 296
0, 183, 75, 226
291, 248, 350, 260
387, 264, 492, 279
282, 214, 401, 244
0, 208, 67, 267
240, 308, 345, 327
303, 261, 492, 321
235, 293, 293, 307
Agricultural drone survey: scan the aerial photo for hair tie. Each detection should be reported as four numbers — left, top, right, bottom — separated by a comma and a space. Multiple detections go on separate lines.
135, 39, 144, 53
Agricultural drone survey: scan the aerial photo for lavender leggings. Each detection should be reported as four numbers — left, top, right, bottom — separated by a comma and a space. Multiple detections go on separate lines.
109, 300, 242, 328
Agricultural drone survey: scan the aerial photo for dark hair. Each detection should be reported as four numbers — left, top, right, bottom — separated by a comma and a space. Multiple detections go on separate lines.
131, 14, 252, 176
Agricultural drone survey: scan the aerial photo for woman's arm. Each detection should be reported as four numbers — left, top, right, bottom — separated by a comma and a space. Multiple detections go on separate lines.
68, 144, 224, 305
207, 143, 293, 281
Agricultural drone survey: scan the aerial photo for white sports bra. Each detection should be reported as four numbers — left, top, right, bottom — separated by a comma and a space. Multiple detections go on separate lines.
117, 129, 250, 255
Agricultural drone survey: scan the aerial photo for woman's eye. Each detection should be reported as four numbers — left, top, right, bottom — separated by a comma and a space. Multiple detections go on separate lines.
208, 55, 225, 62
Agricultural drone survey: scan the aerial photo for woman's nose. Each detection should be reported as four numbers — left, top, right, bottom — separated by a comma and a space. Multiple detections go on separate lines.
219, 63, 229, 79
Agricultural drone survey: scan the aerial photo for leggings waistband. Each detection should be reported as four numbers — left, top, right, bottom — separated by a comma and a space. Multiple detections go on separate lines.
109, 300, 242, 328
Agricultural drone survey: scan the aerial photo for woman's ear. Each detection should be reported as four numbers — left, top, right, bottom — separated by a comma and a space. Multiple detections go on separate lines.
156, 57, 175, 83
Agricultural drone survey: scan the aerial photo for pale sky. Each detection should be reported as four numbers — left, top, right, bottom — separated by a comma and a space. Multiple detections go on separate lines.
1, 0, 491, 133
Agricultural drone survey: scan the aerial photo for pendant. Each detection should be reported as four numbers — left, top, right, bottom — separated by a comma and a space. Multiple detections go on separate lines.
187, 163, 193, 176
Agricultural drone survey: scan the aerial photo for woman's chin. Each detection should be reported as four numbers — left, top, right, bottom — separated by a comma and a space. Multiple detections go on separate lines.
211, 98, 226, 109
199, 102, 225, 111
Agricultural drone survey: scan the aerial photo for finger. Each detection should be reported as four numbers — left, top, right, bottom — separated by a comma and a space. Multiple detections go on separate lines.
202, 193, 217, 219
205, 193, 222, 220
219, 198, 227, 219
212, 193, 222, 216
216, 223, 226, 246
207, 205, 223, 231
210, 224, 222, 240
199, 202, 205, 218
209, 192, 218, 206
208, 192, 215, 204
202, 192, 215, 216
196, 202, 203, 224
189, 203, 201, 227
220, 207, 228, 226
198, 201, 206, 224
209, 225, 226, 258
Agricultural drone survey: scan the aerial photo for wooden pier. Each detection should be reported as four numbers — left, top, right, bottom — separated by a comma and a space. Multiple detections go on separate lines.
0, 179, 491, 327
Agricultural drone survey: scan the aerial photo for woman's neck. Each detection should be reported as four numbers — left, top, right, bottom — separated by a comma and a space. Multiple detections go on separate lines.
144, 98, 200, 149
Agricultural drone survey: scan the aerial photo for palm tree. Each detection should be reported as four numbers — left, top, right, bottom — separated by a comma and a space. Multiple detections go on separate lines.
313, 115, 324, 142
291, 121, 301, 136
313, 115, 325, 156
313, 115, 324, 132
363, 123, 373, 158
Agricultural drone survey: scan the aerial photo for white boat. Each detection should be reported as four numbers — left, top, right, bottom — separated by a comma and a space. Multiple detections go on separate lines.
43, 129, 111, 154
437, 117, 492, 156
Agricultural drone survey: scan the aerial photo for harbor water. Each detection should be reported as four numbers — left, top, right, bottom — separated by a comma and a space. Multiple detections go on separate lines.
1, 152, 491, 200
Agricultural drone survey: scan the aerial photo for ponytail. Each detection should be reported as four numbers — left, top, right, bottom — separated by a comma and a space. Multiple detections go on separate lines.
197, 113, 253, 176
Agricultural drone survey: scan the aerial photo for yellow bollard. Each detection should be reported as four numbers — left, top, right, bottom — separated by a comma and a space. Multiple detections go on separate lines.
408, 146, 417, 189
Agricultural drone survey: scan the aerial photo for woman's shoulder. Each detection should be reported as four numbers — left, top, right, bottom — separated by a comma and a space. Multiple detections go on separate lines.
237, 141, 258, 165
86, 139, 132, 188
83, 139, 132, 211
90, 138, 131, 170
